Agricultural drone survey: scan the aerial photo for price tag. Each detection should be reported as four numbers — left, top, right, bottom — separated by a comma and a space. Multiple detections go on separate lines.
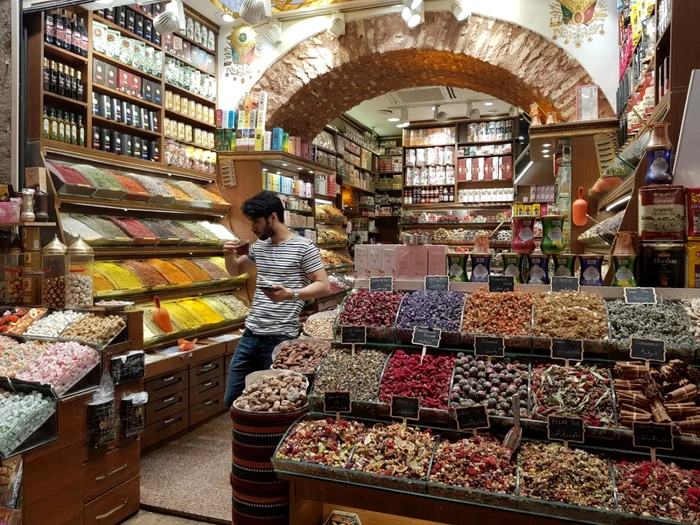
624, 287, 657, 305
390, 395, 420, 423
341, 325, 366, 356
369, 276, 393, 292
550, 339, 584, 366
550, 276, 580, 293
323, 391, 352, 417
488, 275, 515, 293
454, 405, 490, 435
424, 275, 450, 292
547, 415, 585, 445
412, 327, 441, 348
630, 338, 666, 363
633, 422, 674, 461
474, 336, 505, 359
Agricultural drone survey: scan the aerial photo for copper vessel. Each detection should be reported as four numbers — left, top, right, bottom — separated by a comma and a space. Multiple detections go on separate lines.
647, 122, 672, 150
612, 231, 638, 256
472, 233, 490, 254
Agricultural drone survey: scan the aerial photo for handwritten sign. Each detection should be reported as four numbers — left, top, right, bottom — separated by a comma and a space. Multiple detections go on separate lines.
323, 391, 352, 414
369, 276, 393, 292
412, 327, 442, 348
454, 405, 490, 432
390, 396, 420, 422
341, 326, 366, 345
474, 336, 505, 358
550, 339, 584, 363
624, 287, 657, 305
630, 338, 666, 363
424, 275, 450, 292
547, 416, 585, 444
488, 275, 515, 293
633, 422, 674, 451
551, 276, 580, 293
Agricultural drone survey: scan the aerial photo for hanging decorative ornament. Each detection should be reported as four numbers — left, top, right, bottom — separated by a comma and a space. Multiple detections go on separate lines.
154, 10, 181, 37
239, 0, 266, 24
530, 103, 542, 126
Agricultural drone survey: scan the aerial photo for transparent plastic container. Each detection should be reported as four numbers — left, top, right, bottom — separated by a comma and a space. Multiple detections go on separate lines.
66, 236, 94, 308
41, 235, 68, 308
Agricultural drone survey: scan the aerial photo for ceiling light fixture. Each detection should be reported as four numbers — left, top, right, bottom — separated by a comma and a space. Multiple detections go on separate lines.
542, 149, 550, 153
469, 108, 481, 119
605, 195, 632, 212
451, 0, 471, 21
401, 6, 412, 21
484, 101, 494, 106
328, 12, 345, 37
543, 154, 551, 158
265, 20, 283, 44
543, 143, 552, 147
514, 161, 534, 185
437, 111, 448, 123
239, 0, 266, 24
387, 117, 400, 122
154, 0, 185, 36
221, 13, 234, 22
406, 4, 423, 28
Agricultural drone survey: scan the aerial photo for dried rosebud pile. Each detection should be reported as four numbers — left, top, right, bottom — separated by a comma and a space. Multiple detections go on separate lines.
311, 347, 388, 402
530, 363, 614, 427
337, 290, 404, 327
519, 442, 615, 509
395, 291, 466, 332
462, 289, 533, 335
450, 354, 528, 417
275, 418, 365, 468
349, 423, 434, 480
430, 435, 516, 494
271, 339, 330, 375
532, 292, 608, 340
614, 460, 700, 523
379, 350, 455, 409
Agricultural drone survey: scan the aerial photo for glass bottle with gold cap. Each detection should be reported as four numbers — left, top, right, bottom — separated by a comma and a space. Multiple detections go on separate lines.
66, 235, 94, 308
42, 235, 68, 307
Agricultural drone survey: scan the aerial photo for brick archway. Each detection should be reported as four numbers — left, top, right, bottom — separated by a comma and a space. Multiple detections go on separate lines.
252, 12, 614, 139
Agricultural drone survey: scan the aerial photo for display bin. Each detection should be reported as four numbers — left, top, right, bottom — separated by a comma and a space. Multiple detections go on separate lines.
110, 172, 152, 203
46, 162, 97, 197
302, 310, 337, 341
393, 291, 467, 348
333, 290, 404, 344
460, 330, 532, 350
271, 338, 331, 385
0, 378, 58, 459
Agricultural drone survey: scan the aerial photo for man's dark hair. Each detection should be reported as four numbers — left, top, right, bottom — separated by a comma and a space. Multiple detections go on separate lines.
242, 191, 285, 223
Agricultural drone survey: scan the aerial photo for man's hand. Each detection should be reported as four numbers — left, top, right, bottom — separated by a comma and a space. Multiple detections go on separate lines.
223, 240, 240, 256
262, 285, 294, 303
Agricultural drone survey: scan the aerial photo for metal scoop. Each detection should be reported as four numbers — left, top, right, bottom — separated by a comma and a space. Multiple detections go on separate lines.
503, 394, 522, 455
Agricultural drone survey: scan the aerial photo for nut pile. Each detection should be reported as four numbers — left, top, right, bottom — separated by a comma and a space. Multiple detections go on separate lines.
42, 276, 66, 308
61, 314, 126, 346
233, 371, 308, 412
349, 423, 434, 480
0, 389, 56, 457
462, 289, 533, 335
430, 435, 516, 494
606, 300, 697, 349
614, 460, 700, 523
530, 363, 614, 427
65, 275, 93, 308
304, 316, 335, 340
24, 310, 85, 338
379, 350, 454, 409
519, 442, 615, 509
311, 347, 389, 402
275, 418, 365, 467
450, 355, 528, 417
532, 292, 608, 340
337, 290, 404, 327
271, 339, 330, 375
395, 291, 465, 332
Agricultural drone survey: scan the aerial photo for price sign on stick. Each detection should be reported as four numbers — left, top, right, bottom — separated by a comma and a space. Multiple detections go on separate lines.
391, 395, 420, 425
412, 327, 441, 363
454, 405, 490, 437
369, 276, 393, 292
341, 326, 366, 357
550, 339, 584, 367
630, 338, 666, 368
424, 275, 450, 292
488, 275, 515, 293
547, 415, 585, 447
633, 422, 674, 462
475, 336, 505, 363
624, 287, 657, 305
551, 276, 580, 293
324, 391, 352, 420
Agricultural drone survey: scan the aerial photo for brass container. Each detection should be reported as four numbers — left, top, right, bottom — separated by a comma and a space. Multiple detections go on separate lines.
612, 231, 638, 256
647, 122, 672, 151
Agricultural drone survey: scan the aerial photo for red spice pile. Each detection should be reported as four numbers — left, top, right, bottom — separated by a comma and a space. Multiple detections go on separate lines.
379, 350, 455, 409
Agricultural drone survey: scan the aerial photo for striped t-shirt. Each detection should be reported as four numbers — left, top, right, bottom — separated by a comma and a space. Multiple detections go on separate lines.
244, 236, 324, 337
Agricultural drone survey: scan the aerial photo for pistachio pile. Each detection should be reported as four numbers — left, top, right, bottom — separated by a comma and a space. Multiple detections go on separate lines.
233, 371, 308, 412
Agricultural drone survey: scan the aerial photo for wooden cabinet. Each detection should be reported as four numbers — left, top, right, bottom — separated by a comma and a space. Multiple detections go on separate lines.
83, 440, 140, 504
142, 410, 189, 450
83, 475, 140, 525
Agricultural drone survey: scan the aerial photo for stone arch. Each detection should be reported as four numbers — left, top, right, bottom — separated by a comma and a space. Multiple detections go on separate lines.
252, 12, 614, 139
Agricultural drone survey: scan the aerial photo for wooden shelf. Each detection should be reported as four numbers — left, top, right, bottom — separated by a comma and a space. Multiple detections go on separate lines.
171, 30, 216, 56
92, 83, 163, 111
342, 183, 375, 194
656, 21, 671, 49
404, 143, 455, 148
145, 320, 244, 351
315, 193, 338, 200
458, 153, 513, 159
399, 222, 511, 229
219, 151, 334, 175
43, 42, 88, 65
403, 202, 512, 209
457, 179, 514, 185
95, 278, 246, 303
164, 51, 213, 76
92, 115, 161, 138
378, 171, 403, 175
597, 176, 635, 212
312, 145, 340, 156
93, 51, 163, 83
164, 108, 215, 130
317, 242, 348, 249
404, 183, 454, 188
57, 193, 228, 217
0, 222, 57, 227
165, 136, 215, 152
92, 246, 224, 258
43, 91, 88, 108
93, 15, 162, 50
325, 263, 354, 273
164, 82, 216, 107
458, 139, 513, 146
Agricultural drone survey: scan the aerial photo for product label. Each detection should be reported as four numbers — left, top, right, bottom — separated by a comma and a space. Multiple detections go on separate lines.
369, 276, 393, 292
341, 326, 366, 345
488, 275, 514, 293
632, 422, 674, 450
630, 337, 666, 362
550, 338, 584, 362
474, 336, 505, 358
390, 395, 420, 421
640, 203, 685, 235
551, 276, 580, 292
412, 327, 441, 348
323, 391, 352, 414
454, 405, 490, 431
547, 416, 585, 443
624, 287, 657, 305
424, 275, 449, 292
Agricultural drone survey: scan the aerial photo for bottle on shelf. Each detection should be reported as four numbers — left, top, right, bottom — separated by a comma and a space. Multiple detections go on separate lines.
49, 60, 57, 93
42, 107, 49, 139
71, 14, 79, 54
57, 63, 65, 97
44, 11, 54, 44
69, 67, 76, 99
57, 110, 65, 142
49, 108, 58, 141
62, 10, 72, 51
43, 58, 50, 92
77, 115, 85, 146
76, 71, 83, 101
54, 10, 64, 49
78, 17, 88, 57
69, 114, 77, 145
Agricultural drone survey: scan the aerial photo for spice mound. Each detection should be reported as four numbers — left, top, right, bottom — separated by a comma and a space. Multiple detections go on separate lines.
683, 298, 700, 338
450, 354, 528, 417
614, 460, 700, 523
271, 339, 330, 375
349, 423, 434, 480
233, 371, 308, 413
304, 316, 335, 340
532, 291, 608, 340
337, 290, 404, 327
311, 347, 389, 402
430, 435, 516, 494
462, 289, 533, 335
519, 442, 615, 509
396, 291, 465, 332
276, 418, 364, 467
530, 363, 614, 427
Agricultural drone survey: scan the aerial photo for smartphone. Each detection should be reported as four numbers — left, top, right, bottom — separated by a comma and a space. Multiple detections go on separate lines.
257, 280, 276, 291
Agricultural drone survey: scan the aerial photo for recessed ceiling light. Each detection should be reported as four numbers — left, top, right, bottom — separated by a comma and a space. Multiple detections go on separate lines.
542, 149, 550, 153
388, 117, 400, 122
310, 171, 314, 174
431, 106, 436, 111
262, 168, 268, 172
282, 163, 288, 167
484, 101, 494, 106
543, 143, 552, 147
543, 154, 551, 158
221, 13, 235, 22
297, 167, 303, 170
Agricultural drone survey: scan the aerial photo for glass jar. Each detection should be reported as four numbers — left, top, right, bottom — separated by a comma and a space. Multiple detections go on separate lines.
21, 269, 43, 306
4, 249, 23, 304
20, 188, 36, 222
66, 236, 94, 308
33, 189, 49, 222
42, 235, 68, 307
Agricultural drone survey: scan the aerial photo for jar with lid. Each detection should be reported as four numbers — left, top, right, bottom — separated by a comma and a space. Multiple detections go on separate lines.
33, 188, 49, 222
42, 235, 68, 307
66, 236, 94, 308
20, 188, 36, 222
4, 248, 23, 304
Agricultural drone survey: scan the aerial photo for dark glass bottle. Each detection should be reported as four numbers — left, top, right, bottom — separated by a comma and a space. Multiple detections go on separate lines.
62, 10, 72, 51
76, 71, 84, 101
43, 58, 50, 92
49, 60, 57, 93
71, 14, 79, 54
54, 11, 64, 49
78, 18, 88, 57
57, 63, 65, 97
69, 67, 77, 99
44, 11, 54, 44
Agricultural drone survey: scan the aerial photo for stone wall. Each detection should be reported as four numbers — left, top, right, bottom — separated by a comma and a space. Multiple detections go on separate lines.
0, 0, 12, 185
253, 12, 614, 140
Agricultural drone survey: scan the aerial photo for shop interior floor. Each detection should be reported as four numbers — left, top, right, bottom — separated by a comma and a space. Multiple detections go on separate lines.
125, 510, 211, 525
140, 414, 230, 524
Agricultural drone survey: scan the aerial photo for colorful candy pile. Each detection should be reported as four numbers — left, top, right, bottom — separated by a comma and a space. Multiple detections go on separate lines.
0, 389, 56, 456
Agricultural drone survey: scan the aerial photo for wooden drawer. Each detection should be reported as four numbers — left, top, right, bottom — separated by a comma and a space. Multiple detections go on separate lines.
83, 440, 140, 503
189, 391, 225, 427
145, 390, 189, 426
145, 370, 188, 402
191, 341, 226, 365
83, 475, 139, 525
190, 376, 225, 406
142, 410, 188, 450
189, 357, 224, 387
225, 353, 233, 373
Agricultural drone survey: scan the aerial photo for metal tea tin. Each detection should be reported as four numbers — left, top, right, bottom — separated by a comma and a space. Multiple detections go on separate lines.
640, 241, 685, 288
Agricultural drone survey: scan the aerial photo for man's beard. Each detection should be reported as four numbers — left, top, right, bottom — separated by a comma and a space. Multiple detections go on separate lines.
257, 219, 274, 240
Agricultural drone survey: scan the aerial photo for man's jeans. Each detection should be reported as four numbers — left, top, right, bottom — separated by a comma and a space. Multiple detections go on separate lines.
224, 330, 292, 408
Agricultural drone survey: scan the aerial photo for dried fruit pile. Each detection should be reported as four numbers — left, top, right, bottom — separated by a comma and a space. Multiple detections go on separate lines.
337, 290, 404, 327
532, 292, 608, 340
233, 371, 307, 413
462, 289, 533, 335
271, 339, 330, 375
275, 418, 365, 467
395, 291, 465, 332
379, 350, 454, 410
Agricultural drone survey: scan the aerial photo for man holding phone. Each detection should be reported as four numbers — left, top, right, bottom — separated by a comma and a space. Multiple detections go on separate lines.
223, 190, 331, 407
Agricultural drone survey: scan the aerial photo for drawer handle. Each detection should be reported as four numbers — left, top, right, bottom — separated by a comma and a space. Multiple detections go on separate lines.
161, 375, 175, 383
203, 400, 216, 406
163, 417, 176, 425
180, 353, 192, 359
198, 363, 216, 373
95, 463, 127, 481
162, 396, 176, 404
202, 381, 214, 388
95, 498, 128, 520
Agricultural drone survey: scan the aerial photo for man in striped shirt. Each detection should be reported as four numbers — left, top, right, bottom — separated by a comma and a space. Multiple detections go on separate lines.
223, 191, 331, 407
